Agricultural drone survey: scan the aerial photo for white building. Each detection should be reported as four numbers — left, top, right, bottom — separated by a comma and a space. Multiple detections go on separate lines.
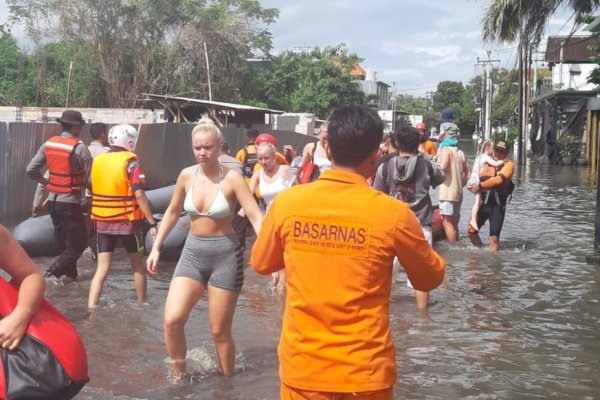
544, 35, 598, 91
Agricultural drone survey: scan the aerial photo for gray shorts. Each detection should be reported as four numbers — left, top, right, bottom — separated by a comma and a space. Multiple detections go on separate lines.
439, 200, 462, 217
173, 233, 244, 291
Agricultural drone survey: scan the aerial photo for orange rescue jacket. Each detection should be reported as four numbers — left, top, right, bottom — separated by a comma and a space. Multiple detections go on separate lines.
90, 151, 143, 222
480, 160, 515, 205
44, 136, 84, 194
251, 169, 445, 393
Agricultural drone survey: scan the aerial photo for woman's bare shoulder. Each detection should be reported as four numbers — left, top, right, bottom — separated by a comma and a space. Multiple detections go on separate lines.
175, 165, 198, 185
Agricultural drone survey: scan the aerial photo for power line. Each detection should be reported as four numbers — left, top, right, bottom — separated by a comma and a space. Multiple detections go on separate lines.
397, 85, 438, 92
552, 11, 575, 37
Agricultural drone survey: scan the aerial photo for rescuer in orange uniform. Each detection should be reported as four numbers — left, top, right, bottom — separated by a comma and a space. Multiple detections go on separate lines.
26, 110, 93, 281
251, 105, 446, 400
467, 140, 515, 251
416, 122, 436, 156
88, 125, 157, 308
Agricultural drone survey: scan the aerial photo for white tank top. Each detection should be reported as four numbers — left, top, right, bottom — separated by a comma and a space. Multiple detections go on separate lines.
259, 166, 287, 210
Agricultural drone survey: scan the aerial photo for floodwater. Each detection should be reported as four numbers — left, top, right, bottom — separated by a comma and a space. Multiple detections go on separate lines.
27, 140, 600, 399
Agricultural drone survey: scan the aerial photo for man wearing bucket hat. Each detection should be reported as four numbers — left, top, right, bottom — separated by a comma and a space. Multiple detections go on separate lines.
436, 108, 470, 242
467, 140, 515, 251
27, 110, 93, 281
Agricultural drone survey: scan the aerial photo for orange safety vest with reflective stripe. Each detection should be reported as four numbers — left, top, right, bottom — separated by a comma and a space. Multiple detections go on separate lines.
90, 151, 143, 222
44, 136, 84, 194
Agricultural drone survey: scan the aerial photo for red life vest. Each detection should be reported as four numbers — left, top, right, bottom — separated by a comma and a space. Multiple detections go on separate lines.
0, 276, 88, 399
44, 136, 84, 194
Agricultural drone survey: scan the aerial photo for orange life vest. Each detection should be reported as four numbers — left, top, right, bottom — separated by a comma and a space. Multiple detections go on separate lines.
479, 160, 515, 205
90, 151, 143, 222
44, 136, 84, 194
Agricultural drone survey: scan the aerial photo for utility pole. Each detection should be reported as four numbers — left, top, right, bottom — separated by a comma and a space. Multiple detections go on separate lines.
425, 90, 435, 136
559, 39, 565, 89
65, 61, 74, 109
17, 52, 24, 122
477, 51, 500, 140
517, 39, 531, 166
39, 52, 48, 122
203, 41, 212, 101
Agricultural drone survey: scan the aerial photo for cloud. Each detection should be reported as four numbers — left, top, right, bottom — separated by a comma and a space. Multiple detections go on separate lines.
379, 42, 468, 67
382, 68, 424, 79
412, 45, 463, 59
1, 0, 571, 97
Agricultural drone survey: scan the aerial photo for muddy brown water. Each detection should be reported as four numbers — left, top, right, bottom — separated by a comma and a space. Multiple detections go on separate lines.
16, 141, 600, 399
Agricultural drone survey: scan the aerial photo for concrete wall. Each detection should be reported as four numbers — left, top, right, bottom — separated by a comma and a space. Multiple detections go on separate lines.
274, 113, 316, 136
0, 122, 315, 223
0, 107, 166, 124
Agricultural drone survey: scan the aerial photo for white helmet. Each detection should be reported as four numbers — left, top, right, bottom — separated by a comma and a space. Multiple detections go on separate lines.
108, 124, 138, 152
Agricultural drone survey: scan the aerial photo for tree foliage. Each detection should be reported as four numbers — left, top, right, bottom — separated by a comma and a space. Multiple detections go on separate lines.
0, 29, 20, 105
240, 46, 366, 118
482, 0, 600, 44
433, 81, 465, 111
490, 69, 519, 127
7, 0, 279, 107
586, 16, 600, 86
391, 71, 518, 136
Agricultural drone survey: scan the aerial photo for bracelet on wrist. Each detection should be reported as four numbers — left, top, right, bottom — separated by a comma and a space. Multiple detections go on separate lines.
148, 221, 158, 228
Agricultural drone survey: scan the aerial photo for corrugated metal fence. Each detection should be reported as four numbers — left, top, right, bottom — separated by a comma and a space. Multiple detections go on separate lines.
0, 122, 315, 223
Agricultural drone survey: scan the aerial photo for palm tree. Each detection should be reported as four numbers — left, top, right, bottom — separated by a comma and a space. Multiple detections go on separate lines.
481, 0, 600, 165
482, 0, 600, 44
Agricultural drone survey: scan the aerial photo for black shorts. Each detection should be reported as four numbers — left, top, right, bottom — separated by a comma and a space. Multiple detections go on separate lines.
96, 231, 145, 254
476, 202, 506, 237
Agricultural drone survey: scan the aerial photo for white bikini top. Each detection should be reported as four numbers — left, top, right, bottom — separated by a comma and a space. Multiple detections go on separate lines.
183, 166, 232, 218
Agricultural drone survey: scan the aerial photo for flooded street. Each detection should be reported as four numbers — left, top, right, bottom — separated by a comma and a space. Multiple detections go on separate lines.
31, 141, 600, 399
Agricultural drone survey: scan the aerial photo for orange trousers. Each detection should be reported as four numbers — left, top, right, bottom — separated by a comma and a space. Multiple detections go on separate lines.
281, 383, 393, 400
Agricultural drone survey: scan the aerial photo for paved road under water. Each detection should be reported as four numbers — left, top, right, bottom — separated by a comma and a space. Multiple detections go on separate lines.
30, 140, 600, 399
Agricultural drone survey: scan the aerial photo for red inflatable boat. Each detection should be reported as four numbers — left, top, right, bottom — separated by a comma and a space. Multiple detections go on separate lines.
432, 206, 445, 242
0, 277, 88, 400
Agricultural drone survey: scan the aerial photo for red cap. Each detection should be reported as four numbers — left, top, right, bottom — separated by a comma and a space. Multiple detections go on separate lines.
416, 122, 427, 131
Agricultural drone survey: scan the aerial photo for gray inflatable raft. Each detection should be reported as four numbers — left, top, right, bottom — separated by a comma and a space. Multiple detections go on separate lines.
145, 214, 190, 261
12, 185, 175, 258
145, 185, 175, 215
13, 215, 61, 257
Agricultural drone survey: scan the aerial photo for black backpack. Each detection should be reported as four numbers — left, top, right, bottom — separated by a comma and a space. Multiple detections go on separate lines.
242, 146, 259, 179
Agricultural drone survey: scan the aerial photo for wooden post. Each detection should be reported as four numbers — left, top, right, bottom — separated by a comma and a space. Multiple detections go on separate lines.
592, 111, 598, 176
596, 113, 600, 248
586, 110, 592, 165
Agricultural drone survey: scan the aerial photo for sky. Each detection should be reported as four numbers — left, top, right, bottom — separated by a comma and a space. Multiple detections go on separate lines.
0, 0, 583, 97
259, 0, 579, 95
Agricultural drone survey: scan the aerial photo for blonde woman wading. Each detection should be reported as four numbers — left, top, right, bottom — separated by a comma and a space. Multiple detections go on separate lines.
146, 118, 263, 380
